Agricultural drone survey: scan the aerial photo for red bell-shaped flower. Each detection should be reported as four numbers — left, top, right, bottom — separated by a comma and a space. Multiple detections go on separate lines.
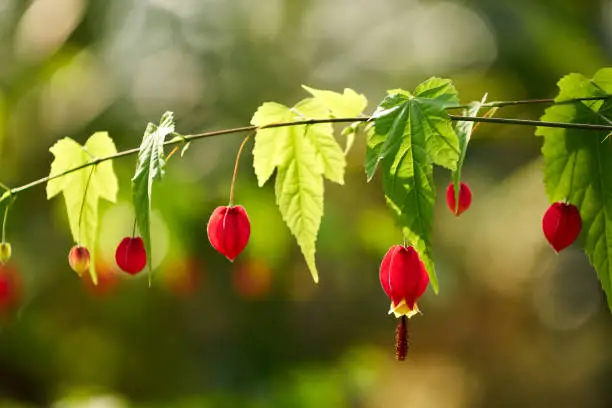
446, 182, 472, 216
115, 237, 147, 275
207, 205, 251, 261
379, 245, 429, 318
542, 202, 582, 252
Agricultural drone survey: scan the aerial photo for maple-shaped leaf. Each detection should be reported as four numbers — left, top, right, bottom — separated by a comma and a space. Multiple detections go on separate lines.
302, 85, 368, 118
47, 132, 118, 284
251, 98, 346, 283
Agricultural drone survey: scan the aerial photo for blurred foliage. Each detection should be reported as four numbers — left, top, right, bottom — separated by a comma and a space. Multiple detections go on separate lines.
1, 0, 612, 407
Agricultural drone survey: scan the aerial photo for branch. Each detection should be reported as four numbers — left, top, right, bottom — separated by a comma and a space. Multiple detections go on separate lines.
3, 106, 612, 204
447, 114, 612, 130
447, 95, 612, 109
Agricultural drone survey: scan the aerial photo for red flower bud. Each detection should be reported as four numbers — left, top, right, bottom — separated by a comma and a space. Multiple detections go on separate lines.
115, 237, 147, 275
542, 202, 582, 252
207, 205, 250, 261
446, 182, 472, 216
68, 245, 90, 277
379, 245, 429, 318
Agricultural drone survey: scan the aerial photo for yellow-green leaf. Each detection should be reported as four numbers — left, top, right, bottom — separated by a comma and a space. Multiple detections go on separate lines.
293, 98, 346, 184
47, 132, 118, 283
302, 85, 367, 118
252, 99, 347, 283
251, 102, 295, 186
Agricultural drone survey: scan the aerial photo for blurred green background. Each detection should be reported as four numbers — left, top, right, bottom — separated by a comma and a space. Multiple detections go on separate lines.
1, 0, 612, 407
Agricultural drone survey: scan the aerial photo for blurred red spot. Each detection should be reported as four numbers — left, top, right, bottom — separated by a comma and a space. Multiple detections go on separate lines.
0, 264, 22, 315
83, 260, 120, 297
232, 258, 272, 299
161, 258, 203, 298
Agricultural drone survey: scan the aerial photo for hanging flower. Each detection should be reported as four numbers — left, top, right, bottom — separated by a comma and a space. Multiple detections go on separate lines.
379, 244, 430, 360
379, 244, 430, 318
207, 205, 251, 261
542, 202, 582, 252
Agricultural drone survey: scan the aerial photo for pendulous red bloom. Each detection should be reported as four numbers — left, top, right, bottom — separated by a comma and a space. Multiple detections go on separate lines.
115, 237, 147, 275
379, 244, 429, 318
446, 182, 472, 216
542, 202, 582, 252
68, 245, 90, 277
207, 205, 251, 262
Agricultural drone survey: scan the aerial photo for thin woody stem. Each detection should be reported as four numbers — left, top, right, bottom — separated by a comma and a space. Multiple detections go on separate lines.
229, 132, 254, 206
165, 145, 180, 162
446, 94, 612, 110
3, 97, 612, 203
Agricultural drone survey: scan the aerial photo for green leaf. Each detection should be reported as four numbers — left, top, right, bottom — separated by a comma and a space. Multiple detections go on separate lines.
366, 77, 461, 292
131, 111, 174, 281
47, 132, 118, 284
252, 98, 347, 282
366, 77, 460, 180
302, 85, 367, 118
413, 77, 462, 107
535, 68, 612, 311
452, 94, 487, 210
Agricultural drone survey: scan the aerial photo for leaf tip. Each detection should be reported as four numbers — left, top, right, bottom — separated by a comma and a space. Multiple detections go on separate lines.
311, 272, 319, 284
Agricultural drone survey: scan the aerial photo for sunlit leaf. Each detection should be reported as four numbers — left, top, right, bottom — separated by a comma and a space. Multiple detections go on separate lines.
536, 68, 612, 311
47, 132, 118, 283
252, 102, 295, 187
292, 98, 346, 184
132, 111, 174, 281
251, 98, 346, 282
302, 85, 367, 118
